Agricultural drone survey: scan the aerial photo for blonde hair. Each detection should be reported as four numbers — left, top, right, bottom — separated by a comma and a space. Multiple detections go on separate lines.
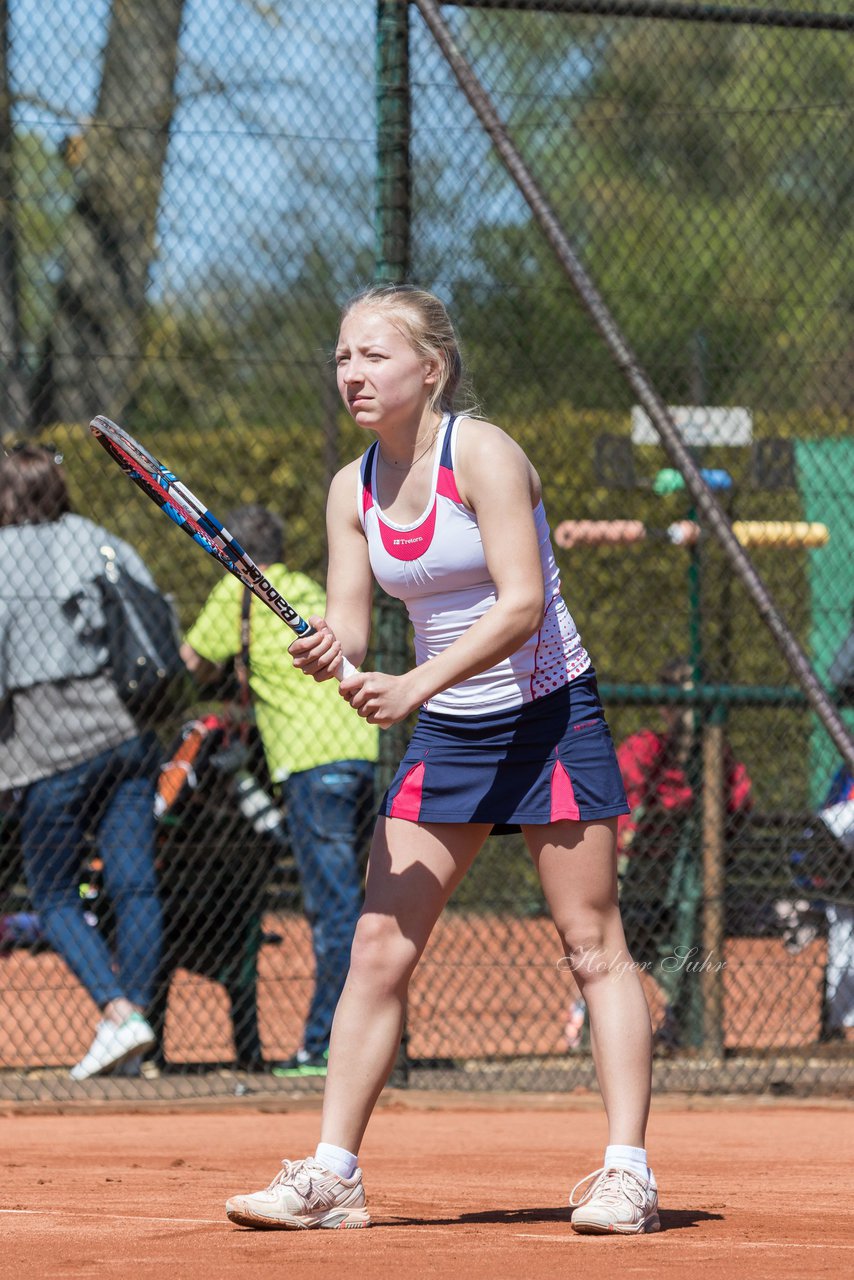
339, 284, 478, 419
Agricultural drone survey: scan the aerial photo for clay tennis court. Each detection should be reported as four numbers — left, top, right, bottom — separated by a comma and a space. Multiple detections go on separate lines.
2, 912, 851, 1277
2, 1093, 851, 1280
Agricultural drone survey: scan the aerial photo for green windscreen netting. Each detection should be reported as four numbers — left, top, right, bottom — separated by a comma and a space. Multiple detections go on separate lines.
796, 440, 854, 806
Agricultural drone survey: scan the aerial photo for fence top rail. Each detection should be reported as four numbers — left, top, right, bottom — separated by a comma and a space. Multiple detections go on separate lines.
436, 1, 854, 34
598, 682, 848, 707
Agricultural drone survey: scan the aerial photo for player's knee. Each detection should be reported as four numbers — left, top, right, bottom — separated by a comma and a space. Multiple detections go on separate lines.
348, 912, 415, 992
556, 914, 628, 984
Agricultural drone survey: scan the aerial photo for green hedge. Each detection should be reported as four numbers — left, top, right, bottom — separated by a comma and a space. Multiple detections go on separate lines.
42, 406, 848, 808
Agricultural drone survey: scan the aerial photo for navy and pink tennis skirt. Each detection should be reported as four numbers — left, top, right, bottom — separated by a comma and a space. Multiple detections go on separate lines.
379, 669, 629, 830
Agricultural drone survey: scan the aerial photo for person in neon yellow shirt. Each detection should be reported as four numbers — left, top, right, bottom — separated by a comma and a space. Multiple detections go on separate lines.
182, 504, 378, 1075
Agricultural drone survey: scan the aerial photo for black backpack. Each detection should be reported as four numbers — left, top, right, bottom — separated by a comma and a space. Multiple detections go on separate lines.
100, 544, 184, 719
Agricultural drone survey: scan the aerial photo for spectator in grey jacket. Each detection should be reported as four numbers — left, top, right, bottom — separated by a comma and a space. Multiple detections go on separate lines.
0, 444, 163, 1080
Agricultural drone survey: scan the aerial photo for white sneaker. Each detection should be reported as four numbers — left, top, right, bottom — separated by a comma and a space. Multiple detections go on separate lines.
225, 1157, 370, 1230
570, 1166, 660, 1235
69, 1013, 156, 1082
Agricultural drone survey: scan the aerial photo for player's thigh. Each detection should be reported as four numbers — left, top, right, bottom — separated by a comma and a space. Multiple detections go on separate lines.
524, 818, 621, 936
361, 816, 490, 956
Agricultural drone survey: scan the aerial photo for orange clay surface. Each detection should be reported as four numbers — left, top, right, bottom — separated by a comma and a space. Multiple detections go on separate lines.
1, 1094, 851, 1280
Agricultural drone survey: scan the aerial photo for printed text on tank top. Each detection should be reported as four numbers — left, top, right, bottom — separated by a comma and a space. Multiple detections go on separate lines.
362, 417, 463, 563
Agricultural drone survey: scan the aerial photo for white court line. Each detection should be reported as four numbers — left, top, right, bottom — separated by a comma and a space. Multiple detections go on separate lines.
512, 1234, 573, 1243
0, 1209, 220, 1225
5, 1211, 850, 1247
1, 1209, 449, 1232
737, 1243, 854, 1250
0, 1211, 545, 1236
511, 1235, 854, 1249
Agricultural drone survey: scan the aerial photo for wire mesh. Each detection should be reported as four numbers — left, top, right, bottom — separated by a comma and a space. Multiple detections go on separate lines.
0, 0, 851, 1102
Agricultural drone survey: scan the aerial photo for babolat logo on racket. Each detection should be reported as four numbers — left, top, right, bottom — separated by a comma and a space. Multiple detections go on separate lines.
244, 565, 300, 623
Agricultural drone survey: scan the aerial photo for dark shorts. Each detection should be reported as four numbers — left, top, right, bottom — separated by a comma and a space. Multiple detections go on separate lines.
379, 669, 629, 831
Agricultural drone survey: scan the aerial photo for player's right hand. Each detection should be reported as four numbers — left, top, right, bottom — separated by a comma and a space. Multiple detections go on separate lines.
289, 616, 344, 682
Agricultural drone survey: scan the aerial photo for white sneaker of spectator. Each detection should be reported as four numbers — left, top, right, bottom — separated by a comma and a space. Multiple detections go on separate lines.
70, 1013, 156, 1082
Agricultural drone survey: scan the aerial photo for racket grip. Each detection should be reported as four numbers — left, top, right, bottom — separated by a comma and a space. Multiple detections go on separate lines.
296, 622, 357, 682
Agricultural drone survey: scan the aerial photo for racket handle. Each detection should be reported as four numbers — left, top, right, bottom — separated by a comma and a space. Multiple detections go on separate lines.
298, 623, 357, 682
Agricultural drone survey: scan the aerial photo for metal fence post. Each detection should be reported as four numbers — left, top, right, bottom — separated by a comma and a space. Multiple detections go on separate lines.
375, 0, 412, 1087
702, 705, 727, 1060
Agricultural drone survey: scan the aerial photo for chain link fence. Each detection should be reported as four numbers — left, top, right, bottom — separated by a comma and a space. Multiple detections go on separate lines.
1, 0, 851, 1103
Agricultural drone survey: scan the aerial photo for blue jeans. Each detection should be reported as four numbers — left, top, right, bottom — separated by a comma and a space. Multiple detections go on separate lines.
286, 759, 374, 1056
21, 734, 163, 1011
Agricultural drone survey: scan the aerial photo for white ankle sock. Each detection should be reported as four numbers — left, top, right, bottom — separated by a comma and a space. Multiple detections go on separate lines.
604, 1144, 653, 1185
315, 1142, 359, 1180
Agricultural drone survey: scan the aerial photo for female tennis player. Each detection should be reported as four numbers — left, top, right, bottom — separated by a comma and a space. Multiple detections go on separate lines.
225, 284, 659, 1236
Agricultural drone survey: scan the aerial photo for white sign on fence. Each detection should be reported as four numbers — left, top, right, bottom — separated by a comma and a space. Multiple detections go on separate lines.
631, 406, 753, 447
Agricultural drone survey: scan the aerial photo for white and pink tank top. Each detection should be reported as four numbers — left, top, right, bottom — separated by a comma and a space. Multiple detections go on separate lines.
357, 414, 590, 715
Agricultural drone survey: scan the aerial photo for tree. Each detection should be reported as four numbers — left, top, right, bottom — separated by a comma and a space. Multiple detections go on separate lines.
0, 0, 27, 431
443, 9, 852, 415
34, 0, 187, 425
0, 0, 187, 430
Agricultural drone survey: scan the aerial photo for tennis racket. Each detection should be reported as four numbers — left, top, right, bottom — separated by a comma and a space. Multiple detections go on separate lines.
89, 416, 354, 679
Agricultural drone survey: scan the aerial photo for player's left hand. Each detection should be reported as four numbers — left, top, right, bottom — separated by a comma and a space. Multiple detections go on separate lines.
338, 670, 417, 728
